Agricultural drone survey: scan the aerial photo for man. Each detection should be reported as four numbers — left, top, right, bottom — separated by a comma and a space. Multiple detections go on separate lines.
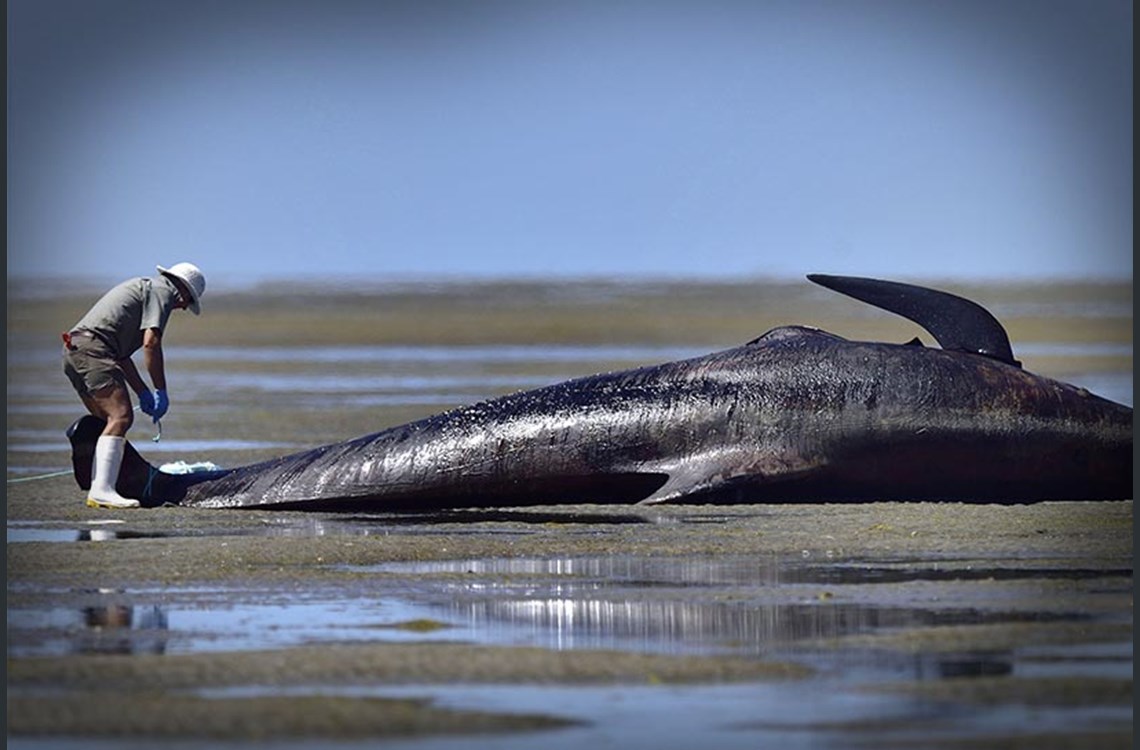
62, 262, 206, 508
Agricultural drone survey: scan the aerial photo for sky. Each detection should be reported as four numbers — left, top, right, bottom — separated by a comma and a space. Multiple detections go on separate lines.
6, 0, 1134, 288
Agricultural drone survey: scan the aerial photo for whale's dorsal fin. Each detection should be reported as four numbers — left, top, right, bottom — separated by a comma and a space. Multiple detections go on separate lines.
807, 274, 1020, 367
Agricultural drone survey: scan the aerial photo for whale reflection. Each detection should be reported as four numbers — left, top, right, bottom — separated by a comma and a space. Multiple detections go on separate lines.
441, 595, 977, 655
372, 555, 1091, 680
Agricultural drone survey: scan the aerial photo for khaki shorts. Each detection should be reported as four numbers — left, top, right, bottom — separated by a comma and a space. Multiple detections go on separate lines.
62, 332, 125, 397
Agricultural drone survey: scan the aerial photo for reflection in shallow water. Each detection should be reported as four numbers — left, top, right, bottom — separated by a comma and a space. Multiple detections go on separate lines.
6, 590, 170, 657
375, 556, 1105, 673
374, 554, 1129, 587
77, 602, 169, 655
4, 584, 1035, 680
5, 549, 1129, 750
9, 545, 1127, 672
451, 597, 943, 655
7, 592, 453, 658
5, 512, 651, 545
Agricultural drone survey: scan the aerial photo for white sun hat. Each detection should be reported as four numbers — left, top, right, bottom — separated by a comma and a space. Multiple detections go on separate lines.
156, 262, 206, 315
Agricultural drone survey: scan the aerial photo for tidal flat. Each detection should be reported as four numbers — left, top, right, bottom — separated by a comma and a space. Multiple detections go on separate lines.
6, 277, 1133, 749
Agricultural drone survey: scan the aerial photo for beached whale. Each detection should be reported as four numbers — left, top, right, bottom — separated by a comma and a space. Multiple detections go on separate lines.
67, 275, 1133, 510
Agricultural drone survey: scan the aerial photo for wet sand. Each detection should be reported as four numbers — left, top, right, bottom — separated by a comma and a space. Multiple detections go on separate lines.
7, 477, 1132, 746
6, 279, 1133, 748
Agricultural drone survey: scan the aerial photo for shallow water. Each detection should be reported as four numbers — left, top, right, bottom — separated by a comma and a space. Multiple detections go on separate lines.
7, 540, 1129, 666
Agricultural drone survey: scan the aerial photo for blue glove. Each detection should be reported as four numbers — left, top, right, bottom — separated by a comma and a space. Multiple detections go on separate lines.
153, 389, 170, 421
138, 389, 156, 416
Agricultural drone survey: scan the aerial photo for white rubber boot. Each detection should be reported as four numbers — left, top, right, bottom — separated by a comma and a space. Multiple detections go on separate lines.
86, 436, 140, 509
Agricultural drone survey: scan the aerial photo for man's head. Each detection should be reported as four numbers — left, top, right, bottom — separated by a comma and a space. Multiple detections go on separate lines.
157, 262, 206, 315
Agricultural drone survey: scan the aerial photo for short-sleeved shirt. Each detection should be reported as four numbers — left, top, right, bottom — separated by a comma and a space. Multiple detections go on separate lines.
71, 275, 181, 360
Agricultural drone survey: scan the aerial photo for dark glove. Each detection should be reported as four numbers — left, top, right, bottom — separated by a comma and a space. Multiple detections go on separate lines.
138, 389, 156, 416
153, 389, 170, 421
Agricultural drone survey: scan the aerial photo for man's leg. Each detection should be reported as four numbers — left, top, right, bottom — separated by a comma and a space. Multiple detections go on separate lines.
85, 383, 139, 508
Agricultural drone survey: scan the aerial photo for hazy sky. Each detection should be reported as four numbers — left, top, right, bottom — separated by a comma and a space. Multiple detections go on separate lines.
7, 0, 1133, 287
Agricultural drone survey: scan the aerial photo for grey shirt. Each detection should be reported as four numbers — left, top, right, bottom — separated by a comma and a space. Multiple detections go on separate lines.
72, 276, 181, 360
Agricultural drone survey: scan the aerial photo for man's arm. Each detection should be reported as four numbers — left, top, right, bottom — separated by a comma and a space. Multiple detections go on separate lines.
118, 354, 150, 396
141, 328, 167, 391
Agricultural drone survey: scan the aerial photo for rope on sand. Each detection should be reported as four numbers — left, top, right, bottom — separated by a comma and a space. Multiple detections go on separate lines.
7, 470, 73, 483
10, 408, 162, 484
8, 461, 222, 484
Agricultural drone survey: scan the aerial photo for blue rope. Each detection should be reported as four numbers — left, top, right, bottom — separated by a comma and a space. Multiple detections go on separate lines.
143, 466, 159, 501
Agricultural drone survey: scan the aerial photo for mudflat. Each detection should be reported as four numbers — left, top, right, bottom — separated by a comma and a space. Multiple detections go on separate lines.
7, 278, 1132, 748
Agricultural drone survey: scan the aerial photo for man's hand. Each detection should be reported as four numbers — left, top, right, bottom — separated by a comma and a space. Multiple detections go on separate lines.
153, 389, 170, 421
138, 389, 156, 417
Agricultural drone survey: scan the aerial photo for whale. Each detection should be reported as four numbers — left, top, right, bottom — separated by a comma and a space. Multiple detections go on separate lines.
66, 275, 1133, 510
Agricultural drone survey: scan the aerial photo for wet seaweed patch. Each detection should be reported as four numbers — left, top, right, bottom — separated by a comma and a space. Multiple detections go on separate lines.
799, 562, 1134, 585
862, 674, 1133, 707
810, 621, 1134, 655
732, 713, 1131, 750
6, 641, 814, 691
372, 618, 454, 633
6, 692, 582, 740
342, 509, 658, 525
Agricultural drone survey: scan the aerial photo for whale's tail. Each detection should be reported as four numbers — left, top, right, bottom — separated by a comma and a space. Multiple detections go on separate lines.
67, 416, 226, 507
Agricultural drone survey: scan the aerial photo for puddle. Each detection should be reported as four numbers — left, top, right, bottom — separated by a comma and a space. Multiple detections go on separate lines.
7, 583, 1089, 683
6, 523, 1131, 748
4, 512, 654, 545
8, 552, 1128, 681
434, 595, 1040, 663
193, 680, 1129, 750
6, 590, 457, 657
368, 555, 1130, 586
349, 556, 1121, 673
4, 522, 390, 544
7, 528, 90, 544
7, 520, 125, 544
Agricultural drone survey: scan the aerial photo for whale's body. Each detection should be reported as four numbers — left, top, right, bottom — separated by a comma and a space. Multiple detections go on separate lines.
67, 276, 1133, 510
